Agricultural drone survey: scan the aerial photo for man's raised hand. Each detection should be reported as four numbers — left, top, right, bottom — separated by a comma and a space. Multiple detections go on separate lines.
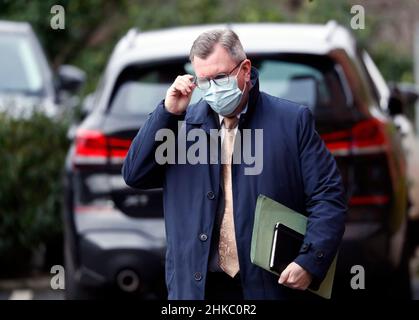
164, 74, 196, 115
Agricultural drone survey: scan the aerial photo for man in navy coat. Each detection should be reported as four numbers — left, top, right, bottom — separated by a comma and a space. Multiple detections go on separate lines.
122, 29, 347, 300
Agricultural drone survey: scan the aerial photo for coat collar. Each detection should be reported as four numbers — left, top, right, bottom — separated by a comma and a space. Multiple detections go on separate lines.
185, 67, 260, 132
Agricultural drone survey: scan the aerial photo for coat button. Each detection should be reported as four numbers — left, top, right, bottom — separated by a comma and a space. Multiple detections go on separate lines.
199, 233, 208, 242
207, 191, 215, 200
300, 243, 311, 253
316, 251, 325, 259
194, 272, 202, 281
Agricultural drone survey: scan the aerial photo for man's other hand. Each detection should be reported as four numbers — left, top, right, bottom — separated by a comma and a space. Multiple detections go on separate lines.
278, 262, 313, 290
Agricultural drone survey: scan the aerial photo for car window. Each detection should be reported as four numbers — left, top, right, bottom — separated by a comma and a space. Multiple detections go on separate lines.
255, 56, 350, 122
0, 33, 44, 95
257, 60, 326, 111
109, 56, 349, 121
109, 62, 203, 115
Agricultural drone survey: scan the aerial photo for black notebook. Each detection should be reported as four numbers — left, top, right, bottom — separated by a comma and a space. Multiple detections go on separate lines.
269, 222, 320, 290
269, 222, 303, 273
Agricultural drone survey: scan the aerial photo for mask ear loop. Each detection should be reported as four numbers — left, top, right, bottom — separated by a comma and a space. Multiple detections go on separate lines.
235, 73, 247, 109
235, 61, 250, 111
234, 61, 246, 93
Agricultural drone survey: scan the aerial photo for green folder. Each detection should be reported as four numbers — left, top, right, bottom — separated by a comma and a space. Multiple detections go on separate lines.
250, 194, 338, 299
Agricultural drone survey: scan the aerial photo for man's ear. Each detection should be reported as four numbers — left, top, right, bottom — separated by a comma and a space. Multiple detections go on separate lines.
243, 59, 251, 82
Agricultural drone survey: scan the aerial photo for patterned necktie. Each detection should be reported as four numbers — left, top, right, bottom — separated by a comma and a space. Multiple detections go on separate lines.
218, 117, 240, 278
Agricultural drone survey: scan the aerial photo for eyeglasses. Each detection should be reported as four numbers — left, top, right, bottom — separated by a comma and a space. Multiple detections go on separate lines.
194, 60, 244, 90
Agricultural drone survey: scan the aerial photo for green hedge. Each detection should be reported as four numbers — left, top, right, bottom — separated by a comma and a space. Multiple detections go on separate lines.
0, 111, 69, 276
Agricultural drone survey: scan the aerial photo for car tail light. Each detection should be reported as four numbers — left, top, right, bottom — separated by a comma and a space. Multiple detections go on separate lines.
73, 129, 131, 167
321, 118, 392, 221
349, 195, 390, 206
322, 118, 388, 156
351, 118, 387, 153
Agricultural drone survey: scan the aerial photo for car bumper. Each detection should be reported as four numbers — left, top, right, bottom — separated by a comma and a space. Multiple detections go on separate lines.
74, 231, 166, 295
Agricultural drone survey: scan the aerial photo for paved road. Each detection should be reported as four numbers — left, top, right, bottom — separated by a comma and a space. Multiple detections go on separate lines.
0, 276, 65, 300
0, 270, 418, 300
0, 288, 64, 300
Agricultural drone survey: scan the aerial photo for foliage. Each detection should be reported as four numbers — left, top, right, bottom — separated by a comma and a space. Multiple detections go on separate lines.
0, 110, 69, 275
0, 0, 414, 93
295, 0, 413, 82
371, 43, 414, 83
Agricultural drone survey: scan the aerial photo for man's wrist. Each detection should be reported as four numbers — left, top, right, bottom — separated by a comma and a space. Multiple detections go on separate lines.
163, 102, 184, 116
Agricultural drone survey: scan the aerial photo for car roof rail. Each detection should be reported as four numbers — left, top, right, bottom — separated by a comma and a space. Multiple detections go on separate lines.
124, 27, 140, 48
225, 22, 233, 30
325, 20, 338, 42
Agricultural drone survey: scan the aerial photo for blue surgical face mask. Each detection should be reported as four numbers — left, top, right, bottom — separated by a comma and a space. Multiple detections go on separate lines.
203, 68, 245, 116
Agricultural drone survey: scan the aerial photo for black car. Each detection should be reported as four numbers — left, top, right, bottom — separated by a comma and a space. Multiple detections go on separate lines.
63, 22, 413, 299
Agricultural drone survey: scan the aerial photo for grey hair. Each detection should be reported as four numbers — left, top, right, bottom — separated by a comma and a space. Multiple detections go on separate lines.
189, 29, 247, 63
